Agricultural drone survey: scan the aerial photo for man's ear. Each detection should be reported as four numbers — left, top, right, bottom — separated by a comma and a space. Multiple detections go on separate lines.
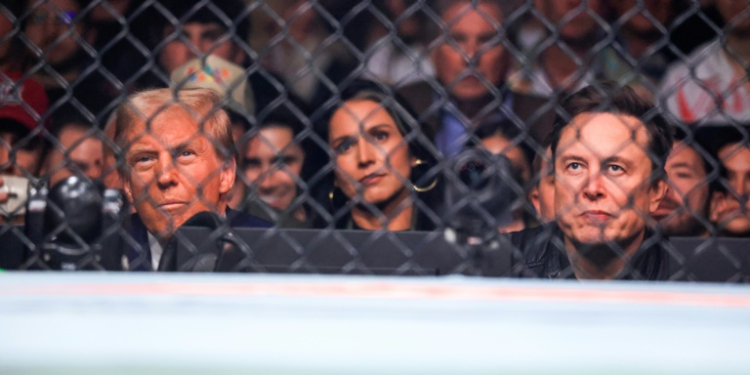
123, 180, 133, 204
219, 158, 236, 195
649, 178, 669, 213
528, 186, 541, 215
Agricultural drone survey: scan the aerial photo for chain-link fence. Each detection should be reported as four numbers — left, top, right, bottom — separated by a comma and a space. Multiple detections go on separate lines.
1, 0, 749, 281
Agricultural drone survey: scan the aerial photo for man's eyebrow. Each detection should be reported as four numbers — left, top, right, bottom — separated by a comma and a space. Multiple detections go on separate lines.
557, 154, 586, 164
602, 155, 635, 168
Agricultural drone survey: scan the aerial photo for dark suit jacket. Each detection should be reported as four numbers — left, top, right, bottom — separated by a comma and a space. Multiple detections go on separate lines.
127, 208, 272, 271
506, 223, 671, 280
396, 80, 556, 145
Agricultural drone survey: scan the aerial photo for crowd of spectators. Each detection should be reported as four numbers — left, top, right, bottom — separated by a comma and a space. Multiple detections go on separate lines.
2, 0, 750, 277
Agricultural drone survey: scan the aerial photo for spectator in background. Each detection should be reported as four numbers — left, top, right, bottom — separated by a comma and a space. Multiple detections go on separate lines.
652, 129, 712, 237
398, 0, 553, 157
0, 72, 48, 179
312, 80, 441, 231
361, 0, 435, 85
231, 110, 314, 228
508, 0, 606, 96
24, 0, 118, 119
509, 82, 673, 280
261, 0, 357, 110
144, 0, 303, 117
604, 0, 678, 100
0, 73, 48, 219
528, 145, 555, 223
41, 118, 104, 187
708, 127, 750, 237
1, 0, 33, 73
660, 0, 750, 124
114, 88, 271, 270
476, 125, 532, 232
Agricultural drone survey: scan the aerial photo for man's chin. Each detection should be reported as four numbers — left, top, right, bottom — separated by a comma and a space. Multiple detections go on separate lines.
722, 216, 750, 237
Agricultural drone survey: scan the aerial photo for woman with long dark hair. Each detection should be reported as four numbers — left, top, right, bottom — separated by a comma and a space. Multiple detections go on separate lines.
311, 80, 442, 231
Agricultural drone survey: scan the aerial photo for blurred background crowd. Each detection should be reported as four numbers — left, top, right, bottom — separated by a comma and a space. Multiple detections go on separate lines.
1, 0, 750, 238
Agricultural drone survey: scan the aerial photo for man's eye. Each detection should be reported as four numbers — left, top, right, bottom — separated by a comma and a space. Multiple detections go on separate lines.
134, 156, 154, 165
567, 162, 582, 170
178, 151, 195, 158
608, 165, 625, 174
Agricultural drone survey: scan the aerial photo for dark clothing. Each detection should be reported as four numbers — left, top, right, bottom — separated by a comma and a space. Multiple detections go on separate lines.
507, 223, 671, 280
127, 207, 272, 271
396, 81, 556, 149
242, 200, 310, 229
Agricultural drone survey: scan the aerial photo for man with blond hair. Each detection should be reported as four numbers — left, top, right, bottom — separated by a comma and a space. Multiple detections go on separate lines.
115, 88, 270, 270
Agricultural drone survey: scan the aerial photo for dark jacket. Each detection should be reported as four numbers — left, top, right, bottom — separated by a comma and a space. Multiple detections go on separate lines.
127, 208, 272, 271
507, 223, 671, 280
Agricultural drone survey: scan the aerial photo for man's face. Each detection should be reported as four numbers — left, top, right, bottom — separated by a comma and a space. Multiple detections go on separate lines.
242, 126, 304, 211
25, 0, 82, 66
45, 125, 104, 187
0, 129, 42, 177
653, 141, 710, 236
122, 108, 235, 239
160, 22, 243, 74
555, 112, 666, 247
432, 2, 508, 101
711, 143, 750, 235
539, 0, 602, 42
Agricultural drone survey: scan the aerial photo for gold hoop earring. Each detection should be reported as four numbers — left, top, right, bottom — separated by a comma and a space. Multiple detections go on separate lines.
412, 159, 437, 193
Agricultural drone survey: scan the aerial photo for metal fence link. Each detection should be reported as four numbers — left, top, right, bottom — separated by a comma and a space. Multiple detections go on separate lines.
1, 0, 749, 281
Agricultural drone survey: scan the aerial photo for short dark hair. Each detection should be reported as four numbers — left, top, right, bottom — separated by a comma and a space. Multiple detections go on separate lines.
549, 82, 673, 177
156, 0, 250, 46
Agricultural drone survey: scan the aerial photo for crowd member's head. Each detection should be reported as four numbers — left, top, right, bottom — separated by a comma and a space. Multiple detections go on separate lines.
24, 0, 89, 74
537, 0, 603, 46
609, 0, 675, 40
529, 145, 555, 223
155, 0, 250, 75
716, 0, 750, 36
1, 0, 31, 72
235, 111, 309, 222
42, 119, 103, 187
315, 80, 439, 231
709, 127, 750, 237
652, 129, 711, 237
0, 73, 48, 178
476, 124, 533, 232
114, 88, 236, 241
551, 82, 672, 279
430, 0, 512, 102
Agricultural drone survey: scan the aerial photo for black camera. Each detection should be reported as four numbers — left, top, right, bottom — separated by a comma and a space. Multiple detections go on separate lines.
444, 149, 521, 245
24, 176, 128, 270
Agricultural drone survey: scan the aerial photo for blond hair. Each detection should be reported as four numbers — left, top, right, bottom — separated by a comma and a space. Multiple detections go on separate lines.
114, 88, 234, 176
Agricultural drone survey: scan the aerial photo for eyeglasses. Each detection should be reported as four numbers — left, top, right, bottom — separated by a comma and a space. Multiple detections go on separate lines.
28, 10, 77, 26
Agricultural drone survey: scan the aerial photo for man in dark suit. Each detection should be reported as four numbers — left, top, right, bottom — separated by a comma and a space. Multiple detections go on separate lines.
113, 87, 270, 270
396, 0, 554, 157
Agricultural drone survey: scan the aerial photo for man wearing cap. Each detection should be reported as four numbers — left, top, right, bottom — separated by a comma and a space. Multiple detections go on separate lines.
0, 72, 48, 208
143, 0, 306, 117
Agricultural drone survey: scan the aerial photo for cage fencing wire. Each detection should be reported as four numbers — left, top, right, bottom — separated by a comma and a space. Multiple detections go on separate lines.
0, 0, 749, 281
